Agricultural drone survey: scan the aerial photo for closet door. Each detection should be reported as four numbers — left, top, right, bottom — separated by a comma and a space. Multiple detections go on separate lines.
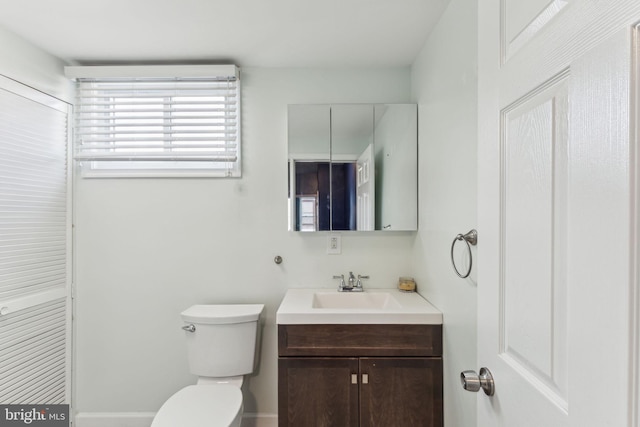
0, 75, 71, 404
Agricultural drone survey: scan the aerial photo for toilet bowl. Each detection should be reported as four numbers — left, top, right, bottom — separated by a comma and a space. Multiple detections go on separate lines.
151, 304, 264, 427
151, 385, 243, 427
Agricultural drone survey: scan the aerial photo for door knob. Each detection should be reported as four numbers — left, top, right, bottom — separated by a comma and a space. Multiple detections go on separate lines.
460, 367, 495, 396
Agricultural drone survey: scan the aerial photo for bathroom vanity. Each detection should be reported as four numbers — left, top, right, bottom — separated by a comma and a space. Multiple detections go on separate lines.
276, 289, 443, 427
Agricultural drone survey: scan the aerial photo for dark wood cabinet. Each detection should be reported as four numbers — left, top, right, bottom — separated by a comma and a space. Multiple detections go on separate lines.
359, 357, 443, 427
278, 324, 443, 427
279, 357, 359, 426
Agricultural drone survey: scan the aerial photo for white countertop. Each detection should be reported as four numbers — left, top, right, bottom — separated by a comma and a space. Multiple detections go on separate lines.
276, 288, 443, 325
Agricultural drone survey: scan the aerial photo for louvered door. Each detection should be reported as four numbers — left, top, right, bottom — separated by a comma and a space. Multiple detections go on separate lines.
0, 75, 71, 404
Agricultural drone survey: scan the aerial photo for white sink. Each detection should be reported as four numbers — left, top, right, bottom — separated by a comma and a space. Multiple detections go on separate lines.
277, 288, 442, 325
312, 291, 401, 309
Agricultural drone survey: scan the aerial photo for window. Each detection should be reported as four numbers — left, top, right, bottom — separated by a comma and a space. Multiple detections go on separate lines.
65, 65, 240, 177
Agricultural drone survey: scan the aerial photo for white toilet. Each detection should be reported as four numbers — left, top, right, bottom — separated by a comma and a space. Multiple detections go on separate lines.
151, 304, 264, 427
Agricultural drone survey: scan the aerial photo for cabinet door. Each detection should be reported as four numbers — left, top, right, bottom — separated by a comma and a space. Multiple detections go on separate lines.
359, 358, 443, 427
279, 357, 359, 427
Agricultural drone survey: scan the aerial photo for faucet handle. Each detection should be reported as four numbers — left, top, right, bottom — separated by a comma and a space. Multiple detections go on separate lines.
333, 274, 346, 290
356, 274, 369, 289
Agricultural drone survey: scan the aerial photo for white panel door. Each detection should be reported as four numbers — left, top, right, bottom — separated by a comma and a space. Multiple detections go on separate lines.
356, 143, 375, 231
478, 1, 640, 426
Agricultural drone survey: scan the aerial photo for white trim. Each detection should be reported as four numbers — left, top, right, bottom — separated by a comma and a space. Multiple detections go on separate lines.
65, 65, 239, 80
73, 412, 278, 427
241, 413, 278, 427
632, 22, 640, 427
65, 101, 74, 408
79, 169, 241, 179
74, 412, 155, 427
0, 74, 68, 111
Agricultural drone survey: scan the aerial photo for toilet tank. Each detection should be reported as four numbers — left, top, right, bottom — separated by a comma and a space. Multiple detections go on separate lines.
181, 304, 264, 377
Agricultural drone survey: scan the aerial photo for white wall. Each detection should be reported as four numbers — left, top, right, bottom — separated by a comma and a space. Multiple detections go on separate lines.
0, 25, 71, 102
73, 67, 417, 417
0, 9, 478, 424
410, 0, 478, 426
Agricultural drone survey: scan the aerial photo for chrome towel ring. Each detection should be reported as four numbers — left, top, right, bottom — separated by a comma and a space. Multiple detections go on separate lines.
451, 229, 477, 278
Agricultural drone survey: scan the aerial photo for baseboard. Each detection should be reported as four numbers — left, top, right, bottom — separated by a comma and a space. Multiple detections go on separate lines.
74, 412, 155, 427
74, 412, 278, 427
241, 413, 278, 427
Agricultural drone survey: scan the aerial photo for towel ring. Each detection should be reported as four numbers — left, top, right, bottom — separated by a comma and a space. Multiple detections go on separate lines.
451, 229, 477, 278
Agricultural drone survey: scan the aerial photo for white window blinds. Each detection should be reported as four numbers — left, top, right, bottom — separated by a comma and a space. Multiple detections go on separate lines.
66, 65, 241, 177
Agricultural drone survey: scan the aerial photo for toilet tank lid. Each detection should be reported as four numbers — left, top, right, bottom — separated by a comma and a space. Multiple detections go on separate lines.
181, 304, 264, 324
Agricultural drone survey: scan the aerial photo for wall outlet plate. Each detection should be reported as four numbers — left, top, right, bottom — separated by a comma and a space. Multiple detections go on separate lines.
327, 234, 341, 255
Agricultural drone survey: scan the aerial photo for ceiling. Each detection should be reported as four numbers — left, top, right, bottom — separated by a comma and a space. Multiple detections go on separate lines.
0, 0, 450, 67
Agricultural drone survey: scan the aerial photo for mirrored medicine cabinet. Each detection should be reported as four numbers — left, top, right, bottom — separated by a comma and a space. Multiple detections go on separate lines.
287, 103, 418, 232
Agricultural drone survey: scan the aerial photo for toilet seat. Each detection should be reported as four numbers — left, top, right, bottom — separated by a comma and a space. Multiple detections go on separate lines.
151, 385, 243, 427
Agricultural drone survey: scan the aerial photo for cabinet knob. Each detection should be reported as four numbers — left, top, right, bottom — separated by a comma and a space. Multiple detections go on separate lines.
351, 374, 358, 384
362, 373, 369, 384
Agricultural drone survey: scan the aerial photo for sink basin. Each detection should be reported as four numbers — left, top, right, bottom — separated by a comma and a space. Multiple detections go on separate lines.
312, 292, 401, 309
277, 288, 442, 325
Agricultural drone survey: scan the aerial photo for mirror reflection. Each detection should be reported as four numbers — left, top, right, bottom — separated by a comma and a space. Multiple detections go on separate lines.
288, 104, 417, 232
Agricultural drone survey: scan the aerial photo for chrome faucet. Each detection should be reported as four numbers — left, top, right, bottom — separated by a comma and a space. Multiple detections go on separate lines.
333, 272, 368, 292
